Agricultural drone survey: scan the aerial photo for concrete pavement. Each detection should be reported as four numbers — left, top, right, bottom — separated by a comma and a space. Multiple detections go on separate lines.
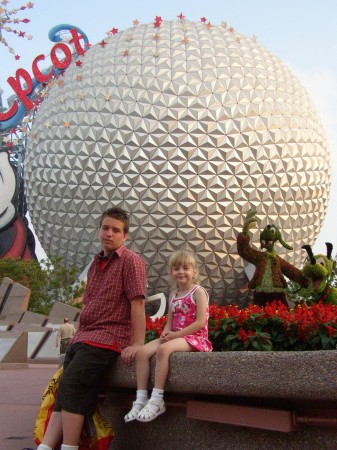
0, 364, 59, 450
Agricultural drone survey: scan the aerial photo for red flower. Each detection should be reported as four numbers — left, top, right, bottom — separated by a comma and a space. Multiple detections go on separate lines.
326, 325, 336, 337
237, 328, 255, 342
238, 327, 248, 342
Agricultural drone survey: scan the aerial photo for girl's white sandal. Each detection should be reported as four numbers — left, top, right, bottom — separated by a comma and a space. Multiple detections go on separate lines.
124, 401, 146, 422
137, 399, 166, 422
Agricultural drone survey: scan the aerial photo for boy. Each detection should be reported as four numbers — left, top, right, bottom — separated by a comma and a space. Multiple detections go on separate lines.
38, 207, 147, 450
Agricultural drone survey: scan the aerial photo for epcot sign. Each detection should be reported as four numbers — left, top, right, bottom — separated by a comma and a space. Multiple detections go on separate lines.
0, 27, 86, 123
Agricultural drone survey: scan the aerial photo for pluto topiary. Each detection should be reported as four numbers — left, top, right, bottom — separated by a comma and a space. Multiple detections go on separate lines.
301, 243, 337, 305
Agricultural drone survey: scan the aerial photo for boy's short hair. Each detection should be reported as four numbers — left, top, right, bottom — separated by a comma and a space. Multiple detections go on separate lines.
99, 207, 129, 233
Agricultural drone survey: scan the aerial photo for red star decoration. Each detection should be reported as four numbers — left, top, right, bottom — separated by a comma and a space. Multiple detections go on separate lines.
177, 13, 185, 19
10, 128, 16, 134
111, 28, 118, 34
99, 40, 107, 48
154, 21, 161, 28
200, 17, 207, 23
18, 31, 25, 37
75, 60, 83, 67
7, 142, 13, 148
155, 16, 162, 22
15, 54, 20, 60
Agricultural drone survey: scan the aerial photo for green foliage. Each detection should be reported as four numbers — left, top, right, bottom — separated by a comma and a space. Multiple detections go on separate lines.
0, 257, 46, 313
39, 256, 85, 308
0, 256, 85, 315
286, 279, 314, 305
144, 330, 160, 344
210, 313, 271, 351
145, 301, 337, 351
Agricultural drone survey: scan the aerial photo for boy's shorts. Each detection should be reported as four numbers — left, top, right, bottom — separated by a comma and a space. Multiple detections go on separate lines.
54, 342, 119, 416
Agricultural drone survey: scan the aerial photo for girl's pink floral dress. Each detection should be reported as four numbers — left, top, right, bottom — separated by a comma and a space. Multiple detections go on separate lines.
171, 285, 212, 351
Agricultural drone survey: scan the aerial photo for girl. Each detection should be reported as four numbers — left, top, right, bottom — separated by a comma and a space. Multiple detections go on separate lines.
124, 250, 212, 423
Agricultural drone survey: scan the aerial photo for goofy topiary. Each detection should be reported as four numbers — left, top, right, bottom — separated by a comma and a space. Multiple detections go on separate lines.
237, 209, 309, 307
301, 243, 337, 304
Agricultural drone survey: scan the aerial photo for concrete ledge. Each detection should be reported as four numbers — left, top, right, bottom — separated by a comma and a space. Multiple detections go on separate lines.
103, 351, 337, 449
107, 351, 337, 402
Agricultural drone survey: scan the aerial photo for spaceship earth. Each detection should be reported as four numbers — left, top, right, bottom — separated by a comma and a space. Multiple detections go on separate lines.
24, 19, 330, 305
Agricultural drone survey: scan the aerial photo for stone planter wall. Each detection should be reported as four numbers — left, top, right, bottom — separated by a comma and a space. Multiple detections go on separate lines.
102, 351, 337, 450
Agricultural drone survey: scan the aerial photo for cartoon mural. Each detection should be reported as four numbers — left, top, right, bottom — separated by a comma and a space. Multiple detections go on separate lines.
0, 24, 87, 262
0, 150, 35, 259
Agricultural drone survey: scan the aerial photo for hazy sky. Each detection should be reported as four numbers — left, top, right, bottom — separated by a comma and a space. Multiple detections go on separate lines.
1, 0, 336, 258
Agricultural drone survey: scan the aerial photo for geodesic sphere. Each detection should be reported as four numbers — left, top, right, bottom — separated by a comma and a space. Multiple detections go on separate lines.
25, 19, 330, 305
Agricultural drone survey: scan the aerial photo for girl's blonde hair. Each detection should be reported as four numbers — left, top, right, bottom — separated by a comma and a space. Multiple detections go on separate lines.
168, 250, 199, 283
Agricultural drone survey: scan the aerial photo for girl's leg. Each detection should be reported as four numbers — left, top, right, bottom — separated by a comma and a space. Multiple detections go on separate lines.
137, 338, 193, 422
136, 338, 161, 389
154, 338, 193, 389
124, 339, 161, 422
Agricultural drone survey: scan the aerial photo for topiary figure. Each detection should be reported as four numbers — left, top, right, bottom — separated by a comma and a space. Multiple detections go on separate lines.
237, 208, 309, 307
301, 243, 337, 305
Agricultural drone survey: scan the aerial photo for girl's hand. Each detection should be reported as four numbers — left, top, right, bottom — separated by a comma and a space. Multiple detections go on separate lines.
160, 331, 168, 342
160, 330, 177, 342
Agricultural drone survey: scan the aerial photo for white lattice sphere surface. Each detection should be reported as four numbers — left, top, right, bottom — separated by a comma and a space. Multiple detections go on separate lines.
25, 20, 330, 305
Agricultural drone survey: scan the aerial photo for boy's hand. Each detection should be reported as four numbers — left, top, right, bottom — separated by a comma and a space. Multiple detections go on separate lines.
121, 344, 142, 366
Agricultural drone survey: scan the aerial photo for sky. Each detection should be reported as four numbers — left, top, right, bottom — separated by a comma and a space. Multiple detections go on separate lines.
1, 0, 337, 258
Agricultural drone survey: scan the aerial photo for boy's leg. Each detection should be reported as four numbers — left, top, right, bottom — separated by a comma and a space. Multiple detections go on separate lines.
44, 343, 117, 445
40, 410, 62, 449
56, 344, 118, 416
62, 410, 84, 445
41, 345, 76, 448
